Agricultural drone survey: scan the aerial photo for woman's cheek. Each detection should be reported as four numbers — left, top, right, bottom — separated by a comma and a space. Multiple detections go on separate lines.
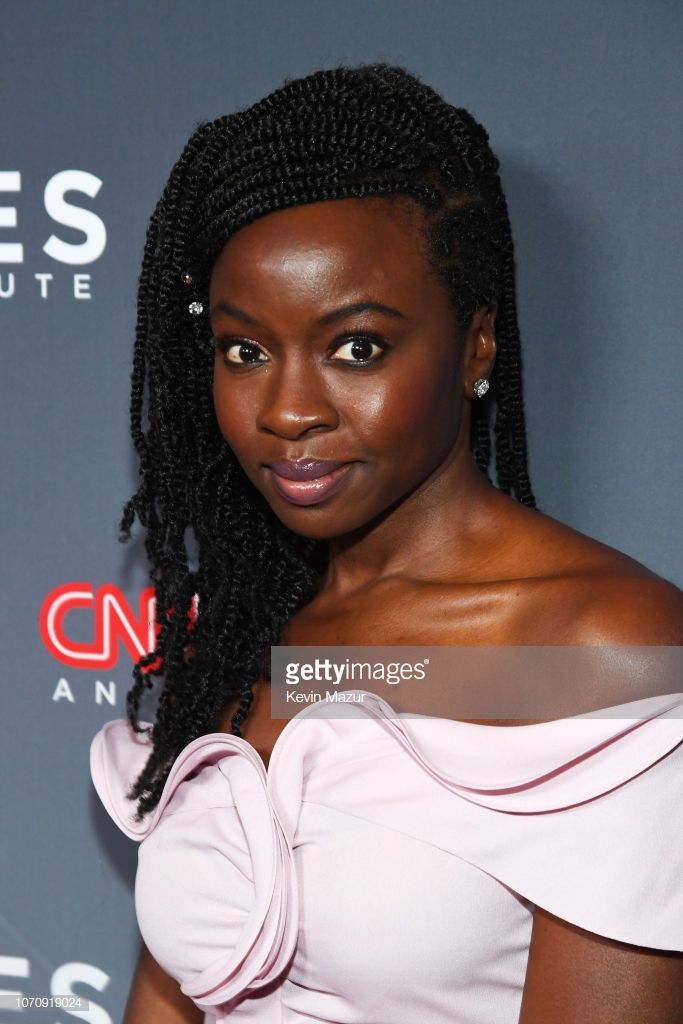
212, 384, 250, 449
365, 375, 443, 446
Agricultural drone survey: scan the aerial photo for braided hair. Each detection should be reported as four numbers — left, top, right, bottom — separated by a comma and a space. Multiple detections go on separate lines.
122, 62, 536, 820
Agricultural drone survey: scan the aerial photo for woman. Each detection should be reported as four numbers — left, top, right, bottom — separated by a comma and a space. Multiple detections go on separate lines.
90, 63, 683, 1023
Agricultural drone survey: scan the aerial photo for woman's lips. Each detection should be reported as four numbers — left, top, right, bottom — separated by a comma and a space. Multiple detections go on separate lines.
268, 463, 354, 506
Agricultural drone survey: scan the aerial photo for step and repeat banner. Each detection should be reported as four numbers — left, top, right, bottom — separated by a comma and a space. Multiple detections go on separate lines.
2, 2, 682, 1021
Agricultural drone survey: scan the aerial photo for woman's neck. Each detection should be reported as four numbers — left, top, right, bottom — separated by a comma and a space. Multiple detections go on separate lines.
322, 450, 504, 597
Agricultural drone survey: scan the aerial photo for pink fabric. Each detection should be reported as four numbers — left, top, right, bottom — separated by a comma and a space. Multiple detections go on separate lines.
90, 690, 683, 1023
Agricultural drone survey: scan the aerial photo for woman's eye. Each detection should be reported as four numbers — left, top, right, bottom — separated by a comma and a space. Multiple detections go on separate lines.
212, 334, 387, 367
331, 335, 386, 364
213, 339, 268, 364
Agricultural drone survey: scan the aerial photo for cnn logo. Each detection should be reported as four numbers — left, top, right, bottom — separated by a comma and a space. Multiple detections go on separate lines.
39, 582, 197, 671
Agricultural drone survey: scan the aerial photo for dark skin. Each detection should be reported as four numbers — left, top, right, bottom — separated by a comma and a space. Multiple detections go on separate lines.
124, 197, 683, 1023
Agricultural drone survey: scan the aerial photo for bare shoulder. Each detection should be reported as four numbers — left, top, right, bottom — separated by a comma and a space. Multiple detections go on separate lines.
566, 571, 683, 645
503, 499, 683, 645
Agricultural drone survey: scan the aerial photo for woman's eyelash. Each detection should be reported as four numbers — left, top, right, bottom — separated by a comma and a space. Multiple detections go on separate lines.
211, 337, 267, 364
211, 333, 389, 366
330, 333, 388, 364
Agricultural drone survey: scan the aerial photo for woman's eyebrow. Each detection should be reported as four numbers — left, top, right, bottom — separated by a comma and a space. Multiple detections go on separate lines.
210, 301, 259, 324
317, 300, 408, 324
210, 299, 408, 325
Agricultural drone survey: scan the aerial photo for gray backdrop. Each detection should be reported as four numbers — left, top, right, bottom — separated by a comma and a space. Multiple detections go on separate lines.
1, 1, 681, 1021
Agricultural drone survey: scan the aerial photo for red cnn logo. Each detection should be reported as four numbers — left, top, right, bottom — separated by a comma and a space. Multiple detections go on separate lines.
39, 583, 162, 671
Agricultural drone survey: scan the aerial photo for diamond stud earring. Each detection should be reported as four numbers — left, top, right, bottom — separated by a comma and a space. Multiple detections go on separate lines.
473, 377, 490, 398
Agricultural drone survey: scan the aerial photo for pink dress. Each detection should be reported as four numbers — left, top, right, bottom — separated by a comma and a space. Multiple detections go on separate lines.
90, 690, 683, 1023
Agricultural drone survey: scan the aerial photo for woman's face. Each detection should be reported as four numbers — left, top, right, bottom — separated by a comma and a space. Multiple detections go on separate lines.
209, 197, 480, 540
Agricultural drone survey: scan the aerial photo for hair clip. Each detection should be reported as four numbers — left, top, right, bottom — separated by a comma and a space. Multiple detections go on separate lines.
182, 270, 204, 315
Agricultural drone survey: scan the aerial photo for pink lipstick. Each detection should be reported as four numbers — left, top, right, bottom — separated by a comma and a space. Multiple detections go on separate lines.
266, 459, 354, 506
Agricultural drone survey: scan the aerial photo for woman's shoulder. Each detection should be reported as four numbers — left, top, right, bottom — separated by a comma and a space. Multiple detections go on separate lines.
397, 499, 683, 718
502, 500, 683, 645
298, 500, 683, 648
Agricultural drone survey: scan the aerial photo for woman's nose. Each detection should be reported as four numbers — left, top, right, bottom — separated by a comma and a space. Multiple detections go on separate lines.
255, 361, 338, 439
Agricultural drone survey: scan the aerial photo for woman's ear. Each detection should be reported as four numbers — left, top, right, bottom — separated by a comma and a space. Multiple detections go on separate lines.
462, 305, 497, 396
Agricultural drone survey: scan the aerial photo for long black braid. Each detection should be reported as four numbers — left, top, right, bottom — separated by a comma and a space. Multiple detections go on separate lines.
121, 62, 537, 820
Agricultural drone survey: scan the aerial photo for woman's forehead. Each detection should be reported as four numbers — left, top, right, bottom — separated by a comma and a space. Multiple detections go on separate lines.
217, 197, 422, 255
209, 198, 433, 298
